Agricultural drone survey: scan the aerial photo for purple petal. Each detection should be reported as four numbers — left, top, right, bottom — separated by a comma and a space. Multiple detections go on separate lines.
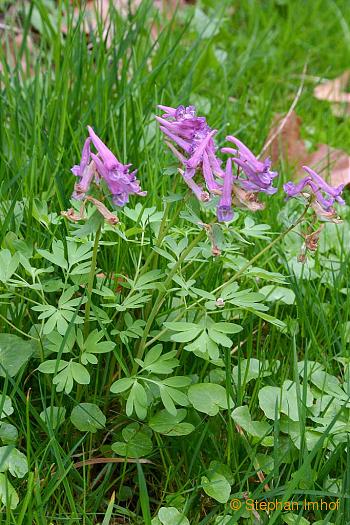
226, 136, 258, 164
217, 205, 234, 222
302, 166, 344, 198
71, 165, 81, 177
283, 177, 312, 197
159, 126, 192, 153
202, 151, 221, 192
219, 158, 233, 208
91, 152, 110, 180
80, 137, 92, 173
165, 141, 187, 165
88, 126, 121, 171
186, 129, 217, 169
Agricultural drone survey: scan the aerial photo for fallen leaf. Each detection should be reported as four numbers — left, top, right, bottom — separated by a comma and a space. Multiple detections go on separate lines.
314, 71, 350, 116
264, 111, 308, 168
264, 110, 350, 187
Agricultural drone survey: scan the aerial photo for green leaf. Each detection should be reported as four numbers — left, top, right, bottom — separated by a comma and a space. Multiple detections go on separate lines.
0, 446, 28, 478
84, 330, 115, 354
159, 387, 177, 416
0, 250, 19, 283
258, 381, 313, 421
246, 267, 287, 284
201, 472, 231, 503
110, 377, 135, 394
70, 362, 90, 384
112, 423, 153, 458
232, 358, 271, 386
70, 403, 106, 432
154, 507, 190, 525
231, 406, 271, 438
126, 382, 148, 420
0, 334, 36, 377
149, 409, 194, 436
282, 513, 310, 525
188, 383, 232, 416
309, 370, 347, 400
245, 309, 287, 330
0, 395, 14, 419
37, 240, 67, 270
165, 322, 202, 343
185, 330, 221, 362
140, 347, 179, 375
161, 377, 192, 388
0, 473, 19, 509
0, 423, 18, 445
211, 322, 243, 335
40, 407, 66, 430
38, 359, 69, 374
259, 285, 295, 305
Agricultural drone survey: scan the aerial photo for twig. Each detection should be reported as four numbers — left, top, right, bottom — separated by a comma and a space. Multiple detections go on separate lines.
74, 457, 153, 468
258, 62, 308, 159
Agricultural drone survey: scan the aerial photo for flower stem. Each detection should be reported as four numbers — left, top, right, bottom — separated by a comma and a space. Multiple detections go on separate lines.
84, 226, 101, 339
132, 229, 205, 374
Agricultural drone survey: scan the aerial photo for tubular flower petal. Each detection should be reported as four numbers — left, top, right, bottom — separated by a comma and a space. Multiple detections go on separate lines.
217, 159, 234, 222
283, 166, 345, 221
87, 127, 146, 206
157, 104, 224, 208
223, 135, 278, 194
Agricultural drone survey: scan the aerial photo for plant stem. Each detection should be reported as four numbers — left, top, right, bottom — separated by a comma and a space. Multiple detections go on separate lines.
132, 229, 205, 373
143, 207, 309, 349
83, 226, 101, 339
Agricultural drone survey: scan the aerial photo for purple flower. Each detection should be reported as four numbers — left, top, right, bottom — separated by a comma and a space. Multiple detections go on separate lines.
217, 159, 234, 222
71, 138, 95, 200
283, 166, 345, 213
87, 126, 146, 206
157, 104, 223, 200
222, 136, 278, 194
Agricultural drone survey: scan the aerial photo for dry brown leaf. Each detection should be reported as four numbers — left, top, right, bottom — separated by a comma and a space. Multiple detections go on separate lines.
264, 110, 350, 187
314, 71, 350, 117
264, 111, 308, 167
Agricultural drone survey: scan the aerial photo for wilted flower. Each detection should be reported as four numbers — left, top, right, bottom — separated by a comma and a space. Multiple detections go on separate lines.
222, 136, 278, 194
85, 196, 119, 225
284, 165, 345, 220
61, 206, 86, 222
88, 126, 146, 206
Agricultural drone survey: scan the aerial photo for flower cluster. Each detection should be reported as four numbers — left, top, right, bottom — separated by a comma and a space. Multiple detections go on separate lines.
156, 104, 223, 203
67, 127, 146, 224
157, 104, 346, 225
284, 165, 345, 220
156, 105, 279, 222
66, 106, 346, 233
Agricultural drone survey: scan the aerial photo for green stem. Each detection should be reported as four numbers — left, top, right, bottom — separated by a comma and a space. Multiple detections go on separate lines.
132, 229, 205, 374
84, 226, 101, 339
212, 205, 309, 296
143, 206, 309, 349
